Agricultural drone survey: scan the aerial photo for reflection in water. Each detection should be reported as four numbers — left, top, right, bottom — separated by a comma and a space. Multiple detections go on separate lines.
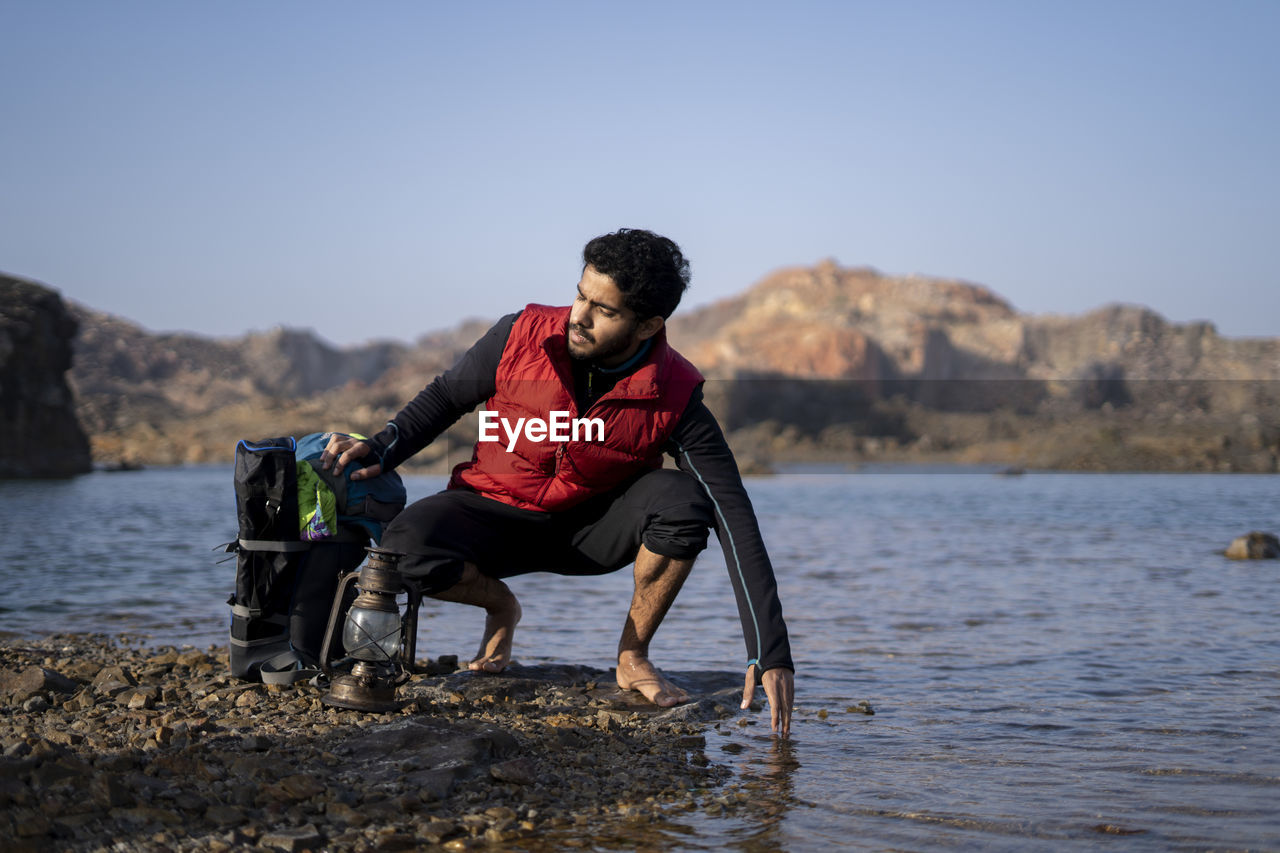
726, 736, 801, 852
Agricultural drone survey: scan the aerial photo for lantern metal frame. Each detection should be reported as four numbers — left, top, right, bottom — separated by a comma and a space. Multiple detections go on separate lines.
319, 547, 423, 713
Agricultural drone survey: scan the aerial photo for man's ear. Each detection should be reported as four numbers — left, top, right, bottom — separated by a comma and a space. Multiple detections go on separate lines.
635, 315, 664, 342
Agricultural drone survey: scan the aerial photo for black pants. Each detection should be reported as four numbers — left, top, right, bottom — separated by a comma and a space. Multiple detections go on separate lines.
380, 468, 716, 594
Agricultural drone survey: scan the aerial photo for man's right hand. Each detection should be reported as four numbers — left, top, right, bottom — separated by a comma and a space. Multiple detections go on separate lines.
741, 664, 794, 737
320, 434, 383, 481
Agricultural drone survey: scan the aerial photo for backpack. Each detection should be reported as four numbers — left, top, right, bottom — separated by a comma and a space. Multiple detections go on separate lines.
227, 432, 407, 684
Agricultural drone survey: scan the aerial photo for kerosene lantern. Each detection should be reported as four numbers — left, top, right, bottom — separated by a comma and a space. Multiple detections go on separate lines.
320, 548, 421, 712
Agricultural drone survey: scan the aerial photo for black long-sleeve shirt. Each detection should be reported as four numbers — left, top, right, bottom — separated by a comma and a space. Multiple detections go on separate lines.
364, 312, 793, 674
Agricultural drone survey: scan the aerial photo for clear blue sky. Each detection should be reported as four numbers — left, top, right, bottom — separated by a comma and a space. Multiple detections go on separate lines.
2, 1, 1277, 345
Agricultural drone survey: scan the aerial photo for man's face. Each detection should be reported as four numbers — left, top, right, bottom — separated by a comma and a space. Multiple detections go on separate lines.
567, 266, 662, 367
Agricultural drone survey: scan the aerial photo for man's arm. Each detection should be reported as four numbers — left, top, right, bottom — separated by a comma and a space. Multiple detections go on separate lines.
667, 389, 794, 733
326, 313, 518, 478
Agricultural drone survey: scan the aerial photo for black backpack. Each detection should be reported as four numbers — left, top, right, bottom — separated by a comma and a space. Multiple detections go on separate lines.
226, 434, 406, 683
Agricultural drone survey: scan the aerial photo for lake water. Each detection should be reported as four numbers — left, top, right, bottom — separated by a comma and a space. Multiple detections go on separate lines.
1, 466, 1278, 850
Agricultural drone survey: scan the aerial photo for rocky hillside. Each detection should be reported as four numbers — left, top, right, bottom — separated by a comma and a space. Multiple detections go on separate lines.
66, 302, 491, 468
669, 260, 1023, 381
0, 275, 92, 477
671, 262, 1279, 471
61, 262, 1280, 472
669, 259, 1280, 383
68, 304, 407, 433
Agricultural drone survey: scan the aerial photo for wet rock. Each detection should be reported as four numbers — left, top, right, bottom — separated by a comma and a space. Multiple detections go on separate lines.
651, 694, 739, 725
91, 668, 137, 700
420, 816, 457, 837
485, 804, 518, 822
91, 664, 137, 689
30, 756, 89, 789
372, 830, 420, 851
326, 801, 369, 827
490, 757, 536, 785
202, 804, 244, 826
176, 649, 210, 668
121, 686, 159, 709
12, 810, 52, 837
61, 659, 104, 681
91, 774, 136, 808
334, 715, 503, 792
405, 766, 468, 802
0, 665, 79, 704
422, 654, 460, 676
240, 733, 272, 751
111, 805, 184, 827
1092, 823, 1148, 836
268, 772, 326, 802
171, 791, 210, 812
3, 740, 32, 759
61, 690, 95, 712
259, 823, 323, 852
1225, 530, 1280, 559
22, 695, 51, 713
44, 729, 83, 747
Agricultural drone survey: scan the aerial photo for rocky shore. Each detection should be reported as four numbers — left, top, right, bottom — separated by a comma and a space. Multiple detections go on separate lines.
0, 634, 757, 851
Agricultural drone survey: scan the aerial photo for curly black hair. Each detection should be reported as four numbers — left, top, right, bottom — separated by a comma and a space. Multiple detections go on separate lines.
582, 228, 690, 320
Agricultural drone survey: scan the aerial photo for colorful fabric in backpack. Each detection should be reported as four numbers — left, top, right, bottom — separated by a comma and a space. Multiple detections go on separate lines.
294, 432, 407, 542
298, 459, 339, 541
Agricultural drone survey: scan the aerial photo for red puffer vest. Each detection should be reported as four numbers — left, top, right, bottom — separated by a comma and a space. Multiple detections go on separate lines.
450, 304, 704, 512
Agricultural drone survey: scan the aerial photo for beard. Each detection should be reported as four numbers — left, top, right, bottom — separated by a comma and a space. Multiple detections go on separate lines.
567, 322, 638, 363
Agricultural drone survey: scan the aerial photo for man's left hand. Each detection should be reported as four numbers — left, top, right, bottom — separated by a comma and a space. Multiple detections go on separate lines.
319, 433, 382, 480
741, 664, 794, 737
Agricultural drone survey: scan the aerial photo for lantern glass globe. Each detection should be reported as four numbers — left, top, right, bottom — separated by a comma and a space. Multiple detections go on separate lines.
342, 606, 401, 662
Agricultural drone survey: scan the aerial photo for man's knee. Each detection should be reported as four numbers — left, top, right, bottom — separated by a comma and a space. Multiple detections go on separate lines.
379, 495, 448, 555
378, 510, 416, 550
635, 470, 715, 560
629, 468, 710, 509
378, 493, 475, 593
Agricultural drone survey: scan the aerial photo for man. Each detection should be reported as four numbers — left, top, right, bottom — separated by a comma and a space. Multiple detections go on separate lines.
321, 229, 795, 735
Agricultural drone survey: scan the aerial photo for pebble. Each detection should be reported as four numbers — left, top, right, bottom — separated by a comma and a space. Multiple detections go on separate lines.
259, 823, 322, 852
22, 695, 51, 713
326, 801, 369, 827
490, 756, 537, 785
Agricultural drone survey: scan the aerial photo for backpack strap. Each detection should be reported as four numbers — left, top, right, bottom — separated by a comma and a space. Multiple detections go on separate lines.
237, 538, 311, 552
258, 650, 323, 685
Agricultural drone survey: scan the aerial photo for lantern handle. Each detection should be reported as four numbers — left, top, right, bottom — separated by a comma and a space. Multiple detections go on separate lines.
320, 569, 363, 678
395, 578, 424, 683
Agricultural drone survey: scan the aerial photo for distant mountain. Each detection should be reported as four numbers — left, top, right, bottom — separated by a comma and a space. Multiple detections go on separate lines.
668, 259, 1280, 383
68, 303, 405, 426
66, 301, 491, 467
62, 262, 1280, 472
665, 262, 1279, 471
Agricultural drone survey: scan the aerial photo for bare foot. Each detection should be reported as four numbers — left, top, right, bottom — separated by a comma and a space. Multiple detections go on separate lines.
615, 651, 689, 707
468, 595, 521, 673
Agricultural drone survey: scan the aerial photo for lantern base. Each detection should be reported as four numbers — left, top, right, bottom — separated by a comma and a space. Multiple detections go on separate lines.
321, 663, 401, 713
322, 674, 400, 712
